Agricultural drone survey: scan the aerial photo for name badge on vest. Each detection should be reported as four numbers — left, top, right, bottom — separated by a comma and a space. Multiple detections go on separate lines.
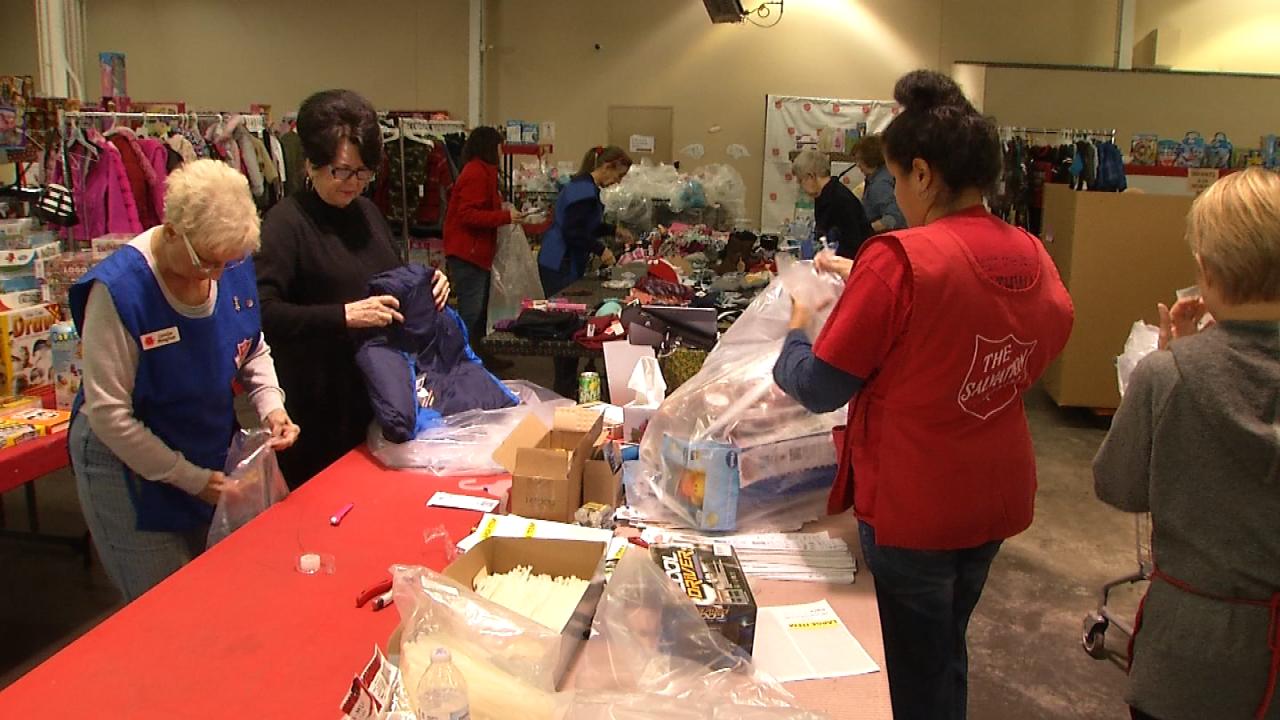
140, 327, 181, 351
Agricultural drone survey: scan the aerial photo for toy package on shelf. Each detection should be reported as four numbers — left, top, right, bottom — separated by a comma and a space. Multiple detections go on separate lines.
631, 259, 845, 532
51, 321, 81, 410
1129, 133, 1158, 166
44, 252, 101, 316
1176, 131, 1207, 168
0, 302, 60, 395
0, 241, 60, 295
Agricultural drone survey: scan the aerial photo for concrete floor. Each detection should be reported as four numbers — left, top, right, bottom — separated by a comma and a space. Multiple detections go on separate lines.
0, 364, 1146, 718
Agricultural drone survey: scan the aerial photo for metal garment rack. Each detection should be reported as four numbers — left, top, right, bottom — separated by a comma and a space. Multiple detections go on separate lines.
55, 110, 268, 247
1000, 126, 1118, 141
388, 117, 466, 257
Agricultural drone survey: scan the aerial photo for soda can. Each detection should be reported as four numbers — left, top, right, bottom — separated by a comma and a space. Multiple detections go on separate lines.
578, 371, 602, 403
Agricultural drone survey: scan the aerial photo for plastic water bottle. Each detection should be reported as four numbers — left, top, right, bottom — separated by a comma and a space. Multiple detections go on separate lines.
416, 648, 470, 720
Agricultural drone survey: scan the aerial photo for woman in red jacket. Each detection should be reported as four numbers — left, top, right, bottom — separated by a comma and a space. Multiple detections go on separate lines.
773, 70, 1074, 720
443, 126, 522, 344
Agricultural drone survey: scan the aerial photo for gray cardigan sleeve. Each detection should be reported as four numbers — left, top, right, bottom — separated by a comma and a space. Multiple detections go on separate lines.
1093, 351, 1177, 513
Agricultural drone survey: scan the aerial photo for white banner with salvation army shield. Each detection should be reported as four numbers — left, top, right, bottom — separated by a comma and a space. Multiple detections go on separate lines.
762, 94, 898, 233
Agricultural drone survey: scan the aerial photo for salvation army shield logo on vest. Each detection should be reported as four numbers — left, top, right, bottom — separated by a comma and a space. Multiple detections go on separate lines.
957, 334, 1038, 420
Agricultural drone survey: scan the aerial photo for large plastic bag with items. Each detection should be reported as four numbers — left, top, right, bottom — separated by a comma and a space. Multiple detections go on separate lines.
391, 562, 569, 720
632, 260, 846, 532
692, 164, 748, 225
369, 380, 573, 474
567, 549, 825, 720
1116, 320, 1160, 397
488, 224, 544, 334
206, 429, 289, 548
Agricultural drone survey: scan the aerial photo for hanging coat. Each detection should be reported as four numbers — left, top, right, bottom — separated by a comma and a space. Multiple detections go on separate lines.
356, 264, 518, 443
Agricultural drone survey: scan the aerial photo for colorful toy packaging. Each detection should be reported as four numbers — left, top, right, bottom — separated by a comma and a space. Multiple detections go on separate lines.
1129, 133, 1158, 166
1176, 131, 1206, 168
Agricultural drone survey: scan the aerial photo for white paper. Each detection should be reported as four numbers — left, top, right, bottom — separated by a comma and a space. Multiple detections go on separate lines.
603, 340, 655, 407
540, 121, 556, 142
629, 134, 656, 153
753, 600, 879, 682
426, 491, 500, 513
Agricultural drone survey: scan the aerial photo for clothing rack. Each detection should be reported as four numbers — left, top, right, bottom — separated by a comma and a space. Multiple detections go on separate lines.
386, 116, 467, 255
1000, 126, 1117, 142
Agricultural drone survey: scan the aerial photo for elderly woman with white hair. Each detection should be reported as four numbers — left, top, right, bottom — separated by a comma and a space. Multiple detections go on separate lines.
68, 158, 299, 602
793, 148, 874, 259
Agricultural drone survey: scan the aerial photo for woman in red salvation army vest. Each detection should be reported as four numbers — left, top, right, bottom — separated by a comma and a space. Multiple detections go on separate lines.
771, 70, 1074, 720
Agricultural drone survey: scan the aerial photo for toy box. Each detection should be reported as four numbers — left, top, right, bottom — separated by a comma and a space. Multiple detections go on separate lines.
650, 542, 758, 658
0, 303, 60, 395
1129, 133, 1158, 166
1176, 131, 1207, 168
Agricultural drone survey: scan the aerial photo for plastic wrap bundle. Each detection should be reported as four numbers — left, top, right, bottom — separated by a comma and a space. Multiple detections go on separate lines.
369, 380, 572, 475
207, 429, 289, 548
392, 563, 567, 720
488, 224, 545, 334
693, 165, 749, 226
633, 260, 846, 531
566, 550, 826, 720
391, 549, 824, 720
1116, 321, 1160, 397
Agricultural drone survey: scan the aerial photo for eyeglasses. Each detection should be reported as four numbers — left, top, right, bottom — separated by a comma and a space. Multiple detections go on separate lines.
327, 165, 376, 183
179, 231, 249, 276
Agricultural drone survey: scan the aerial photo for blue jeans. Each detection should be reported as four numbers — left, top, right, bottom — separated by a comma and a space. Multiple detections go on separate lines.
858, 521, 1002, 720
446, 256, 491, 344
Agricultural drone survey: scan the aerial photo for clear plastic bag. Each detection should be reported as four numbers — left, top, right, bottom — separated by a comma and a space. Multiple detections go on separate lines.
632, 262, 846, 531
369, 381, 572, 474
391, 564, 569, 720
568, 550, 825, 720
206, 429, 289, 548
488, 224, 544, 334
1116, 320, 1160, 397
692, 165, 748, 226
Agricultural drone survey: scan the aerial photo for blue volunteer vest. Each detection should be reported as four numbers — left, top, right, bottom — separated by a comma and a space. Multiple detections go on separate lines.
538, 175, 602, 279
69, 244, 262, 532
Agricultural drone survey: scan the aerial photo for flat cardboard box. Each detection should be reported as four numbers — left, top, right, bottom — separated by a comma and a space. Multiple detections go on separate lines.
495, 411, 605, 522
443, 536, 607, 688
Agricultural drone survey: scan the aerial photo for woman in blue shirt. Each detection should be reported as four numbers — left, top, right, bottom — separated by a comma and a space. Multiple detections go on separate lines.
538, 145, 632, 297
856, 135, 907, 233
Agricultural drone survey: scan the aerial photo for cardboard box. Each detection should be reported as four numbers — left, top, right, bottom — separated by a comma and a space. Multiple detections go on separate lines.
1041, 186, 1198, 409
0, 303, 59, 395
443, 536, 607, 688
495, 411, 604, 522
582, 440, 624, 507
650, 542, 758, 657
1, 407, 71, 435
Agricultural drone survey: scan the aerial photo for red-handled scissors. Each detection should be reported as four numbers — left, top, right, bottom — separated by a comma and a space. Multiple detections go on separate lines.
355, 577, 393, 609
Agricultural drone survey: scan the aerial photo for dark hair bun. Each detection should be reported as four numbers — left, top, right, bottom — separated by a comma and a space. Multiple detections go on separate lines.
894, 70, 969, 114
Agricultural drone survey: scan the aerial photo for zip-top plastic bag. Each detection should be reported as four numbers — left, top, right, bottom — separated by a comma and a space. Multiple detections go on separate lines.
631, 260, 846, 532
206, 429, 289, 548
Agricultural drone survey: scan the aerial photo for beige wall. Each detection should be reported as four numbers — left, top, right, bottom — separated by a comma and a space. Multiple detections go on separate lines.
939, 0, 1119, 67
80, 0, 470, 118
981, 65, 1280, 151
1135, 0, 1280, 74
485, 0, 942, 225
1, 0, 39, 84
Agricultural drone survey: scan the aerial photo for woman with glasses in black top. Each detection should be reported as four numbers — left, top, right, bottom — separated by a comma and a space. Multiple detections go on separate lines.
256, 89, 450, 488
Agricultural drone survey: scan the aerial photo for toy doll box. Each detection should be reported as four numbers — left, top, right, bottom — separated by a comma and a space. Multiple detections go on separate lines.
0, 303, 60, 395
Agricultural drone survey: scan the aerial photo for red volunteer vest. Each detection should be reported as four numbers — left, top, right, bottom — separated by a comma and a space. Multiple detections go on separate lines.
831, 212, 1073, 549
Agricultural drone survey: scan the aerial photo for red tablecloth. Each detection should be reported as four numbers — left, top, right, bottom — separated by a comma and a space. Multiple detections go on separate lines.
0, 433, 71, 495
0, 447, 891, 719
0, 447, 499, 718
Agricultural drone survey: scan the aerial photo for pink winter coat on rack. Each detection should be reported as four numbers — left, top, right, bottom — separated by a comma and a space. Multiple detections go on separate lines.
137, 137, 170, 213
52, 133, 144, 243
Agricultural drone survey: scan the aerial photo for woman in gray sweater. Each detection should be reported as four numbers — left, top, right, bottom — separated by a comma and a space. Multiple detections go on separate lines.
1094, 167, 1280, 720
